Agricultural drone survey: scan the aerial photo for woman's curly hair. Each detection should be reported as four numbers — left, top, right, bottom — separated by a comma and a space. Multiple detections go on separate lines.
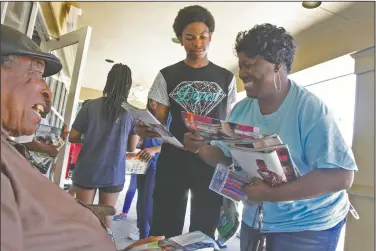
235, 23, 296, 73
173, 5, 215, 38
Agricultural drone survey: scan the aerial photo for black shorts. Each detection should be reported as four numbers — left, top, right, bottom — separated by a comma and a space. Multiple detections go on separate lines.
74, 183, 124, 193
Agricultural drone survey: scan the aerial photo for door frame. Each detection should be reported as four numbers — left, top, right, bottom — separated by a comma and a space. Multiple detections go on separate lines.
41, 26, 92, 188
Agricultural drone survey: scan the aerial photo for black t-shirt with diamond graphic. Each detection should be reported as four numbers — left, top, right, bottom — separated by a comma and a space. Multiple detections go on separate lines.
148, 61, 236, 145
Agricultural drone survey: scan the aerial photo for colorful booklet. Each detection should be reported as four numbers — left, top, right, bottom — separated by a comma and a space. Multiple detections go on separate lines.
122, 102, 184, 148
209, 163, 251, 202
124, 231, 219, 251
125, 152, 151, 174
181, 111, 267, 144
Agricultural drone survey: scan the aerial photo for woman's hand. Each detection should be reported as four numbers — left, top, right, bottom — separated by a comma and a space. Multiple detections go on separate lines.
135, 121, 160, 139
242, 178, 273, 202
124, 236, 165, 250
183, 132, 205, 154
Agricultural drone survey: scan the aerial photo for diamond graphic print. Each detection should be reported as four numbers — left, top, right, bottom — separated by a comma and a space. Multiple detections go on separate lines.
169, 81, 226, 116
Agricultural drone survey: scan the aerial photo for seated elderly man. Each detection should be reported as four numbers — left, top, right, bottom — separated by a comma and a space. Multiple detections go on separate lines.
1, 24, 162, 251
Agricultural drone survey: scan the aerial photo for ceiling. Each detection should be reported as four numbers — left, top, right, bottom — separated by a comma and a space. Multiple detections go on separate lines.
76, 2, 373, 102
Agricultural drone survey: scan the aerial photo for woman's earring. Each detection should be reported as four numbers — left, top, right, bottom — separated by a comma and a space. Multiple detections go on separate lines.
274, 72, 282, 92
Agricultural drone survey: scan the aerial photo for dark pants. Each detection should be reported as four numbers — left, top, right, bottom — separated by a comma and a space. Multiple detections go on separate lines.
136, 167, 156, 239
122, 174, 137, 214
240, 218, 346, 251
150, 145, 222, 239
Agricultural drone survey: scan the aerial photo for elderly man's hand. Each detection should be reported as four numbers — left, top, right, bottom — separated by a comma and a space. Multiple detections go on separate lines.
46, 145, 59, 158
183, 132, 205, 154
242, 178, 273, 202
135, 121, 161, 139
124, 236, 165, 250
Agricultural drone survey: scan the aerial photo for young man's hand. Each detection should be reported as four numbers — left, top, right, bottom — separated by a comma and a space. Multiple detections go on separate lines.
183, 132, 205, 154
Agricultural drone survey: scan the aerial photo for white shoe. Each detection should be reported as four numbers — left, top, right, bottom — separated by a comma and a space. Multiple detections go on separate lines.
127, 231, 140, 241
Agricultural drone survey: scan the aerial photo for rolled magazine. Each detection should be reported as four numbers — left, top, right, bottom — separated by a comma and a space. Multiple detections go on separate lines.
122, 102, 184, 148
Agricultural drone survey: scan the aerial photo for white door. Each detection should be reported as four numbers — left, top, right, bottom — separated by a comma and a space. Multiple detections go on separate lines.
40, 26, 92, 188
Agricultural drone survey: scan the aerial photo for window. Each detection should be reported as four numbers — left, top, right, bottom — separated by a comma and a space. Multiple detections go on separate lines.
3, 2, 33, 34
290, 54, 356, 146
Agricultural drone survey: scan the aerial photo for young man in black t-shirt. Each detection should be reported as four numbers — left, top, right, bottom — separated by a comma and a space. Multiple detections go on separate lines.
145, 5, 236, 238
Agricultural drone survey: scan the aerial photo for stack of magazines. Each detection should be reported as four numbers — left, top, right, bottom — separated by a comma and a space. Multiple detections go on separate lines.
182, 112, 300, 202
124, 231, 219, 251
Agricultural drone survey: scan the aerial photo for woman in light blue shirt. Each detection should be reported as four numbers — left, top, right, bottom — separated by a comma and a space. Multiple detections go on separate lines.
183, 23, 357, 251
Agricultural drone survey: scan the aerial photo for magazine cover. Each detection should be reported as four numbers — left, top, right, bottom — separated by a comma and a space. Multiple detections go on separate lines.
125, 231, 219, 251
126, 152, 151, 174
122, 102, 184, 148
181, 111, 266, 144
34, 124, 65, 149
229, 144, 300, 186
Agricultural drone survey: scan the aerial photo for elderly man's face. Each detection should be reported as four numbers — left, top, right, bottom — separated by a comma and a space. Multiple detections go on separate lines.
1, 56, 52, 136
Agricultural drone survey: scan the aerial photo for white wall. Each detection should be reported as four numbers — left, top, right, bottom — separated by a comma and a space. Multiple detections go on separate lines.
345, 47, 375, 251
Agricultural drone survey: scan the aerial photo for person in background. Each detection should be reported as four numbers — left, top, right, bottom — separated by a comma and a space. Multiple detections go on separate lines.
137, 5, 237, 239
69, 63, 139, 230
1, 24, 163, 251
66, 99, 91, 197
113, 173, 137, 221
113, 130, 143, 223
128, 99, 172, 241
183, 23, 357, 251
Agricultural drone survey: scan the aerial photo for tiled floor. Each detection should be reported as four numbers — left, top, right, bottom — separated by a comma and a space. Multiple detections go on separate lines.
94, 175, 241, 250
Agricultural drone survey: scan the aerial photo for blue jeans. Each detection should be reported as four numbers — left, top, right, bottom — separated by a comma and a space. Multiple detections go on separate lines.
136, 167, 156, 239
122, 174, 137, 214
240, 218, 346, 251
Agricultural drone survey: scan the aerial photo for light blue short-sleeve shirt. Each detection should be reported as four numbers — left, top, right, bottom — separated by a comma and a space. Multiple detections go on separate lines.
211, 80, 357, 233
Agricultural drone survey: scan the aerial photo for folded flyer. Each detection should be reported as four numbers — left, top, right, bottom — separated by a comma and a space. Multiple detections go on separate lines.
125, 231, 219, 251
181, 111, 267, 144
122, 102, 184, 148
126, 151, 150, 174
